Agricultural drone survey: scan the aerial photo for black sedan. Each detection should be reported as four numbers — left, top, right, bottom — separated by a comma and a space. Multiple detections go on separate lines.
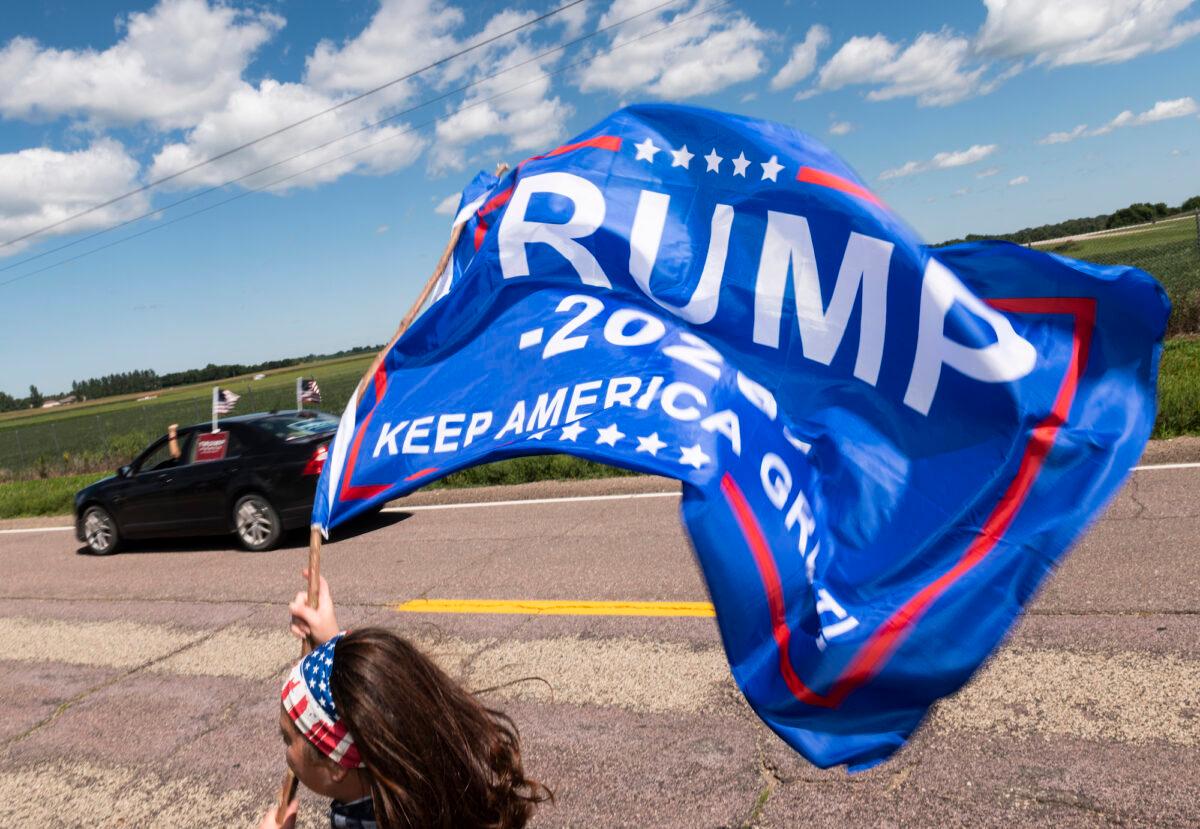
74, 410, 338, 554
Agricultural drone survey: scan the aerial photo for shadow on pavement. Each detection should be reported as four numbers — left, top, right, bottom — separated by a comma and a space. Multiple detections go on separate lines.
75, 509, 412, 556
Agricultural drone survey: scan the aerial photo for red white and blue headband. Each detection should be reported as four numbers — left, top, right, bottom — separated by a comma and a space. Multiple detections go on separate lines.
281, 634, 363, 769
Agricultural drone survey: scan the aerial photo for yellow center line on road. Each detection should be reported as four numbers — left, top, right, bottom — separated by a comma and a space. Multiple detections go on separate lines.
394, 598, 716, 617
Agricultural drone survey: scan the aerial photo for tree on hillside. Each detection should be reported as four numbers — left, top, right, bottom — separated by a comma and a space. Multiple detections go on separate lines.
936, 195, 1200, 247
28, 385, 42, 408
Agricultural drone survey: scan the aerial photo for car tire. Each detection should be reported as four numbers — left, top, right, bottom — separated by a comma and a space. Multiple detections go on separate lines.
234, 493, 282, 551
82, 506, 120, 555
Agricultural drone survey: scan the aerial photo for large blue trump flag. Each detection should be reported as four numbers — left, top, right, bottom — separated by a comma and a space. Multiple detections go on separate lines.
313, 105, 1168, 769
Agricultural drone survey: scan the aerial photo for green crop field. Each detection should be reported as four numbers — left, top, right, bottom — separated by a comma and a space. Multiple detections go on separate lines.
1038, 215, 1200, 336
0, 354, 374, 480
2, 213, 1198, 491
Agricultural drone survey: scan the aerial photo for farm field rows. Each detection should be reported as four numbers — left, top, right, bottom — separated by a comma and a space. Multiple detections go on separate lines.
0, 354, 374, 479
1040, 216, 1199, 335
3, 213, 1198, 492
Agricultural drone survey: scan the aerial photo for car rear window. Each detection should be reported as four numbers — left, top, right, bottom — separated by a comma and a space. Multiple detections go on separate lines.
255, 413, 340, 442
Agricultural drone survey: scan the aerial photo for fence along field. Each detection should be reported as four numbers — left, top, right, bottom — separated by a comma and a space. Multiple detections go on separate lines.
1034, 212, 1200, 336
0, 356, 373, 481
0, 353, 630, 493
3, 214, 1199, 482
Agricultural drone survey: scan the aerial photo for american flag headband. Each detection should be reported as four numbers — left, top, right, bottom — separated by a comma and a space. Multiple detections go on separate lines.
281, 633, 363, 769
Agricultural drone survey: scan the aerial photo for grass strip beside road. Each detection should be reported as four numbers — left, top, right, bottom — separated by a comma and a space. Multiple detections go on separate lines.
0, 472, 104, 518
1154, 338, 1200, 438
3, 337, 1199, 521
0, 457, 635, 520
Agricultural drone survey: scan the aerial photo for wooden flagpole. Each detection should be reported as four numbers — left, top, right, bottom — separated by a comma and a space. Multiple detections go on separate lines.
275, 163, 506, 819
352, 224, 464, 402
275, 525, 321, 822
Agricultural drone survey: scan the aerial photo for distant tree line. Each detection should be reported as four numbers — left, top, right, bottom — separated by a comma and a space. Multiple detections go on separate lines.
6, 344, 381, 410
937, 195, 1200, 247
72, 369, 162, 401
0, 384, 43, 413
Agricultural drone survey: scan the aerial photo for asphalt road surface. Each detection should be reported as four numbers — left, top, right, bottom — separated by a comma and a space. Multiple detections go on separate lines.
0, 466, 1196, 828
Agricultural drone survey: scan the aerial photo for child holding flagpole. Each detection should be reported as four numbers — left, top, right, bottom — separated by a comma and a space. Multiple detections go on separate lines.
258, 571, 551, 829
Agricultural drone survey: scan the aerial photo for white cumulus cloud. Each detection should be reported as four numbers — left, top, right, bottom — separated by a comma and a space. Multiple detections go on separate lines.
806, 1, 1200, 109
579, 0, 769, 99
434, 193, 461, 215
148, 80, 427, 192
815, 30, 986, 106
829, 120, 854, 136
1040, 96, 1198, 142
879, 143, 998, 180
0, 0, 281, 130
977, 0, 1200, 66
0, 140, 148, 256
305, 0, 467, 100
1039, 124, 1089, 144
1129, 96, 1199, 123
771, 25, 830, 91
431, 35, 573, 173
1008, 174, 1029, 185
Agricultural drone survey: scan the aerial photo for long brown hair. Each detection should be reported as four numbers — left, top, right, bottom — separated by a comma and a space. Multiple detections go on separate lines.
330, 627, 552, 828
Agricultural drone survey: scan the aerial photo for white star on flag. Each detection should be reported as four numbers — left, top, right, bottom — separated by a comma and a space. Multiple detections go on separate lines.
679, 443, 711, 469
731, 152, 750, 177
634, 137, 660, 163
670, 145, 694, 168
560, 421, 586, 441
761, 155, 783, 182
595, 424, 625, 446
635, 433, 667, 456
704, 149, 723, 172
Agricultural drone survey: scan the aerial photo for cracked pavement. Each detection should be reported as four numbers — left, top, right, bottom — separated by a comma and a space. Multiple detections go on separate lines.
0, 470, 1196, 828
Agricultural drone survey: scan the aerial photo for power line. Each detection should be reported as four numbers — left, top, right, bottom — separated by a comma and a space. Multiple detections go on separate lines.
0, 0, 587, 252
0, 0, 730, 290
0, 0, 684, 278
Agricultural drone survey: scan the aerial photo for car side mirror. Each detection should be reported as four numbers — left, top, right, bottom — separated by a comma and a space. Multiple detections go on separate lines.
118, 465, 132, 478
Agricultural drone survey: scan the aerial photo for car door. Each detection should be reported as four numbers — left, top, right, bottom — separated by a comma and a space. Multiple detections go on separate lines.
171, 428, 246, 532
115, 433, 195, 533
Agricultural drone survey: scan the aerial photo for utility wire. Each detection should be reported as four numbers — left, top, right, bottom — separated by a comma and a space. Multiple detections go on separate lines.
0, 0, 684, 277
0, 0, 730, 289
0, 0, 587, 251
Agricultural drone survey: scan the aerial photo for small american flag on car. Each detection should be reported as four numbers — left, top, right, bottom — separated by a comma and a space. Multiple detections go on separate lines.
215, 388, 240, 414
300, 378, 321, 404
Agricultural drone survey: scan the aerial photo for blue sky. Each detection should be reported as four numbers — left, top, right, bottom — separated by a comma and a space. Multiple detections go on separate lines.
1, 0, 1198, 397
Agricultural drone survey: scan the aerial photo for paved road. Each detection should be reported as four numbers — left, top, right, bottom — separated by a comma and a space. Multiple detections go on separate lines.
0, 469, 1196, 828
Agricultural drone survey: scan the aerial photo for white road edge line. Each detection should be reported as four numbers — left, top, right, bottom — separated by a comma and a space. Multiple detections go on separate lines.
0, 526, 74, 535
383, 491, 680, 513
5, 463, 1200, 535
1130, 462, 1200, 471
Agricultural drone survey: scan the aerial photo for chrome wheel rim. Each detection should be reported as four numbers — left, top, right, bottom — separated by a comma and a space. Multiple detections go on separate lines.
84, 510, 113, 552
236, 500, 273, 546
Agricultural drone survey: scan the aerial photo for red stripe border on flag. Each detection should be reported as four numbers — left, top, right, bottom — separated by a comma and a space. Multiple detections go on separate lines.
472, 136, 622, 251
796, 167, 883, 207
721, 296, 1096, 708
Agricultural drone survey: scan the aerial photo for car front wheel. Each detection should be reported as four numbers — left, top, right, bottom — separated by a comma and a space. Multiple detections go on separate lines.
82, 506, 120, 555
234, 494, 282, 551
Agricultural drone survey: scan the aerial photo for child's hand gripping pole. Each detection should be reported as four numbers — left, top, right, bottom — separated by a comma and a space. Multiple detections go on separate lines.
275, 525, 323, 823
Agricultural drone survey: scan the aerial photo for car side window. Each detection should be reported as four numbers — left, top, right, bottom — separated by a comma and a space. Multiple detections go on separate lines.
138, 434, 193, 473
189, 430, 242, 463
